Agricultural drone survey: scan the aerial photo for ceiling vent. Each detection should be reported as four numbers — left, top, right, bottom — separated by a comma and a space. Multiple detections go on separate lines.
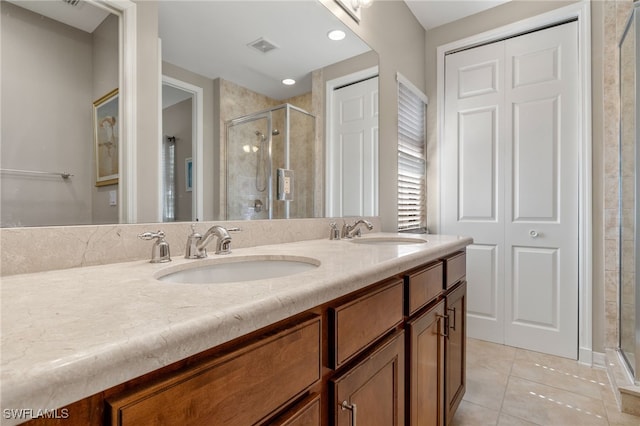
247, 37, 278, 54
62, 0, 81, 6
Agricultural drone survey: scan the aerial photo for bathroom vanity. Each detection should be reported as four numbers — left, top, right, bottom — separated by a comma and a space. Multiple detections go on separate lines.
1, 233, 471, 425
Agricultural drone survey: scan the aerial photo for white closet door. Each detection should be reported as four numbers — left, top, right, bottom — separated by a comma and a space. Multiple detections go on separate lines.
328, 77, 379, 217
443, 41, 506, 345
503, 22, 579, 358
442, 21, 579, 358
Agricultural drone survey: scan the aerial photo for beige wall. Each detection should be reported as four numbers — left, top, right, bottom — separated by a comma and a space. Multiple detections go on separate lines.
319, 0, 426, 231
92, 14, 120, 225
162, 61, 216, 221
134, 0, 161, 223
1, 2, 118, 227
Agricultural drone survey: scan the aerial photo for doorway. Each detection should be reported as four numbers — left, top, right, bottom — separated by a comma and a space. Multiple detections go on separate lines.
161, 76, 203, 222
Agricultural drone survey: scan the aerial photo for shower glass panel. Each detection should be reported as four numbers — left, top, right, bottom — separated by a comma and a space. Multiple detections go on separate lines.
619, 1, 640, 384
226, 104, 315, 220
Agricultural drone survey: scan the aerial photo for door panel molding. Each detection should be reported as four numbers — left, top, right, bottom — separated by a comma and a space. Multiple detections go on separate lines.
437, 1, 591, 362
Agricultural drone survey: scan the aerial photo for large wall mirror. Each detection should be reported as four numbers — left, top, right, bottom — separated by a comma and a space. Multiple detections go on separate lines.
0, 0, 378, 227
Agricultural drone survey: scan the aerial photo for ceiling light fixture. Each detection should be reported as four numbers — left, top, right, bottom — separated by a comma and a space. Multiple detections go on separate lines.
327, 29, 346, 41
282, 78, 296, 86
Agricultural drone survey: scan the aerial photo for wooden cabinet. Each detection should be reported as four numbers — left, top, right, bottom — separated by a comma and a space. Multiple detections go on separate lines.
330, 331, 405, 426
107, 316, 321, 426
270, 394, 321, 426
329, 279, 404, 369
443, 252, 466, 290
445, 282, 466, 424
404, 262, 444, 316
26, 249, 467, 426
407, 300, 446, 426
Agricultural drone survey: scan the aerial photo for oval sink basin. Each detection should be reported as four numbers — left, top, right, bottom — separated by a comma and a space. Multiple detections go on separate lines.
350, 237, 428, 245
157, 256, 320, 284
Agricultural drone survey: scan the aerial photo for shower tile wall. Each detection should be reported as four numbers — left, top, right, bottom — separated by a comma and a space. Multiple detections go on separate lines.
219, 79, 315, 219
619, 1, 637, 365
603, 0, 633, 349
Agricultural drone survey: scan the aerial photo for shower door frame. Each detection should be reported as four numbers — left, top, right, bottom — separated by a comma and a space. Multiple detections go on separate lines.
225, 112, 274, 219
225, 103, 316, 220
619, 0, 640, 385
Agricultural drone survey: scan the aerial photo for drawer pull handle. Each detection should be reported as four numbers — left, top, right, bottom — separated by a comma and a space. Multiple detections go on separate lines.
437, 314, 449, 338
341, 400, 357, 426
448, 307, 457, 331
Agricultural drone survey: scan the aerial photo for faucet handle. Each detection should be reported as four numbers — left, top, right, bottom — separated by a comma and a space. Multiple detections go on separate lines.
138, 230, 165, 241
138, 231, 171, 263
226, 227, 242, 232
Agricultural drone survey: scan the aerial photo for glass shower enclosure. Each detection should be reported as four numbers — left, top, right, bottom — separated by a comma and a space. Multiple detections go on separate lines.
619, 1, 639, 385
226, 104, 316, 220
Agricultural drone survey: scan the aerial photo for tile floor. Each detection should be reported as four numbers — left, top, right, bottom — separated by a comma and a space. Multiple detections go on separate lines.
452, 338, 640, 426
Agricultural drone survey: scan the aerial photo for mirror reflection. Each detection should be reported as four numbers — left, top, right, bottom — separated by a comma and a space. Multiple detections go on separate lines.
1, 0, 377, 227
1, 0, 119, 227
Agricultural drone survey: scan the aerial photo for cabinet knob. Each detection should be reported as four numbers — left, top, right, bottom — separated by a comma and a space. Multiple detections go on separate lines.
341, 400, 357, 426
529, 229, 539, 238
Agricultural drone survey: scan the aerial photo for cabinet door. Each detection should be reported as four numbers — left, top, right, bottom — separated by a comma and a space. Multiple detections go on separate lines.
445, 282, 466, 424
408, 300, 445, 426
331, 331, 405, 426
269, 394, 321, 426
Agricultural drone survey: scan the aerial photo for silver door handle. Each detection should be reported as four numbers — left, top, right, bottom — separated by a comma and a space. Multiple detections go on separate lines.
341, 401, 357, 426
529, 230, 539, 238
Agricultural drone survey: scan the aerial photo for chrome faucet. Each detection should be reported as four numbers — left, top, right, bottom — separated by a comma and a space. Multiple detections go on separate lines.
185, 224, 234, 258
341, 219, 374, 239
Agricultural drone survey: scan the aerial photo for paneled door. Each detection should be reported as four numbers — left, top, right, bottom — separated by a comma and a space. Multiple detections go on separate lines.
327, 76, 379, 217
442, 22, 579, 359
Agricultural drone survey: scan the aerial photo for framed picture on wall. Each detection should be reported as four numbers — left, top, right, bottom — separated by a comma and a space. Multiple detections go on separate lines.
185, 157, 193, 192
93, 88, 119, 186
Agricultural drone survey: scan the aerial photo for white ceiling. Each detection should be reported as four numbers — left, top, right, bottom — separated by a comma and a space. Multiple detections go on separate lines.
13, 0, 512, 101
158, 1, 371, 100
6, 0, 110, 33
404, 0, 512, 31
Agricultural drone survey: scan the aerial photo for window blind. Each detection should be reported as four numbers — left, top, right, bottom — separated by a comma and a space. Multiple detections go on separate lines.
397, 76, 427, 232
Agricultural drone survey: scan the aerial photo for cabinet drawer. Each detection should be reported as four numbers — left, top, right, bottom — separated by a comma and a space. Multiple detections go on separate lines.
404, 261, 443, 315
330, 280, 403, 368
444, 252, 466, 290
270, 394, 321, 426
107, 316, 321, 426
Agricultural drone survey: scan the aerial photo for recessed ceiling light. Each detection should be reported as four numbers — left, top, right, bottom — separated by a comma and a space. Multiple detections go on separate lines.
282, 78, 296, 86
327, 29, 346, 41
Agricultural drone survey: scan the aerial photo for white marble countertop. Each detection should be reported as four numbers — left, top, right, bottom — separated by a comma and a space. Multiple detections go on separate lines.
0, 233, 471, 422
